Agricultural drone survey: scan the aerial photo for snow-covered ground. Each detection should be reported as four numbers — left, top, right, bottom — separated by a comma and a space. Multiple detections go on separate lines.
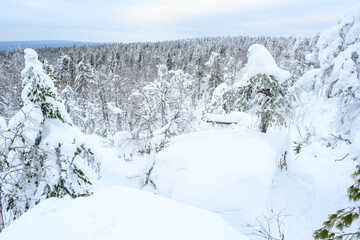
145, 127, 356, 240
1, 91, 357, 240
1, 3, 359, 239
0, 186, 247, 240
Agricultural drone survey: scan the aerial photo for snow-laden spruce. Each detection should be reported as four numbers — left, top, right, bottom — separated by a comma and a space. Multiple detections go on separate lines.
0, 186, 248, 240
294, 2, 360, 143
291, 4, 360, 239
242, 44, 290, 84
21, 48, 72, 124
220, 44, 291, 133
0, 49, 100, 231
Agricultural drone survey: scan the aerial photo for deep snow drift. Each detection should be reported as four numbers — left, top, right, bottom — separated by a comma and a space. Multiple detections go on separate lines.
150, 129, 286, 212
0, 186, 247, 240
148, 128, 356, 240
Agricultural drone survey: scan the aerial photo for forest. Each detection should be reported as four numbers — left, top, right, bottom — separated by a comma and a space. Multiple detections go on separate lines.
0, 3, 359, 240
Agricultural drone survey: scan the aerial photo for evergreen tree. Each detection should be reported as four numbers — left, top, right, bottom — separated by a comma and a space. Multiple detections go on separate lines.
73, 61, 96, 133
207, 52, 224, 94
314, 166, 360, 240
223, 73, 289, 133
0, 49, 100, 231
0, 81, 6, 117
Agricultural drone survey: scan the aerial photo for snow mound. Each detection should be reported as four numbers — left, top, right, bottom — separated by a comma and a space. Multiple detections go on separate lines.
150, 129, 289, 212
0, 186, 247, 240
244, 44, 290, 84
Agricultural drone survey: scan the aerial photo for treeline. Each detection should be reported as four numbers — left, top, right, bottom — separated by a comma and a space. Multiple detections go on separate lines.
0, 35, 314, 139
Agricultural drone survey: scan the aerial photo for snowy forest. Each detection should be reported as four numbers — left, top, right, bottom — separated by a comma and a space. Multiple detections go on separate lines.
0, 3, 360, 240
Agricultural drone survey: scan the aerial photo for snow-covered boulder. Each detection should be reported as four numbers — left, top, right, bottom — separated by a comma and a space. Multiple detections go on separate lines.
150, 129, 290, 213
149, 129, 326, 239
0, 186, 247, 240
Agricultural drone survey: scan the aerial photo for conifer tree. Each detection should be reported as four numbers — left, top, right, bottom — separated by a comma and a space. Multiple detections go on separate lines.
224, 73, 289, 133
314, 166, 360, 240
0, 49, 100, 231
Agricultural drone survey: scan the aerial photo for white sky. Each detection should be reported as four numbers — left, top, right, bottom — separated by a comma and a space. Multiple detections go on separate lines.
0, 0, 359, 42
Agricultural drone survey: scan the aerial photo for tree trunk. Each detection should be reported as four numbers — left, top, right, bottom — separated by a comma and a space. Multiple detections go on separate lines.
0, 186, 4, 232
260, 117, 268, 133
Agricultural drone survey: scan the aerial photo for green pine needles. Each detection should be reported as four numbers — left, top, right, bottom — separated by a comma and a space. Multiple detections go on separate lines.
223, 74, 290, 133
314, 165, 360, 240
26, 81, 66, 123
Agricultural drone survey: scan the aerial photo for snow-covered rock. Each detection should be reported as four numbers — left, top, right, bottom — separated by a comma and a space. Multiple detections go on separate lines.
148, 128, 356, 240
150, 129, 290, 213
0, 186, 248, 240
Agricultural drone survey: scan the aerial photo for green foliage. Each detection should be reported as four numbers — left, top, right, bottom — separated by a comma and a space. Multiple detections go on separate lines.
314, 165, 360, 240
293, 141, 302, 154
223, 74, 290, 133
26, 83, 66, 123
46, 143, 99, 199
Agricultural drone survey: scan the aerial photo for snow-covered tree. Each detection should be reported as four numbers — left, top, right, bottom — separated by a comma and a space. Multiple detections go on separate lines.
0, 49, 100, 231
128, 65, 195, 154
72, 61, 97, 133
223, 44, 291, 133
206, 52, 224, 96
21, 49, 72, 124
305, 4, 360, 239
55, 54, 75, 87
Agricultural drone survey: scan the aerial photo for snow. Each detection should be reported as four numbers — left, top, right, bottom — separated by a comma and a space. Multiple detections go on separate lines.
22, 48, 55, 102
0, 116, 6, 131
1, 6, 360, 240
293, 2, 360, 142
7, 104, 43, 145
147, 127, 356, 240
21, 48, 72, 124
150, 129, 285, 212
210, 82, 229, 108
0, 186, 248, 240
203, 111, 258, 128
243, 44, 290, 84
316, 2, 360, 67
113, 131, 137, 160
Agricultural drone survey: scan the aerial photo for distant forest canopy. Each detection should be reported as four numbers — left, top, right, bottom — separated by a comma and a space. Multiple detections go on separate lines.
0, 40, 101, 51
0, 35, 315, 137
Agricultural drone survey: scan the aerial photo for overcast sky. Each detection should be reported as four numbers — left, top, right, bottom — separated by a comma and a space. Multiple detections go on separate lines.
0, 0, 359, 43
